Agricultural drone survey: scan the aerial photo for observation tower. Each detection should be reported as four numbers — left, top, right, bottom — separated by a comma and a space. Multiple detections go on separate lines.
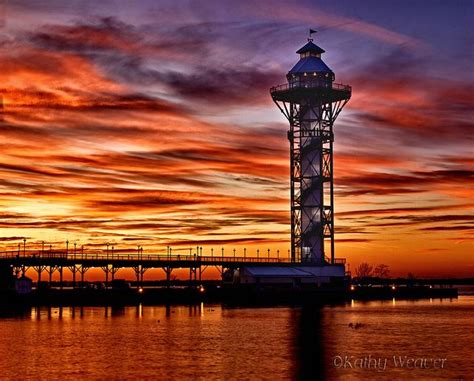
271, 34, 351, 264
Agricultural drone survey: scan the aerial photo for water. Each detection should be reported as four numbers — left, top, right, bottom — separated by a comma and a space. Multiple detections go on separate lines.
0, 297, 473, 380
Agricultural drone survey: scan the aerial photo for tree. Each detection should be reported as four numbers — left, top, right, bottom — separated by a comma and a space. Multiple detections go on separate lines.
374, 264, 390, 278
355, 262, 374, 278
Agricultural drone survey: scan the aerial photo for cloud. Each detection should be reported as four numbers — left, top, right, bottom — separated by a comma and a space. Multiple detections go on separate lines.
419, 225, 474, 232
381, 214, 474, 224
239, 1, 427, 50
4, 88, 183, 114
345, 50, 474, 148
337, 169, 474, 197
351, 215, 474, 233
161, 67, 280, 106
335, 238, 374, 243
165, 237, 287, 246
0, 236, 30, 242
335, 225, 373, 235
15, 17, 281, 108
85, 193, 209, 211
337, 204, 471, 218
27, 17, 142, 54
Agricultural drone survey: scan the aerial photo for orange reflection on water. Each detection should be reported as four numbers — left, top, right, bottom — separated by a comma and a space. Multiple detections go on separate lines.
0, 297, 472, 380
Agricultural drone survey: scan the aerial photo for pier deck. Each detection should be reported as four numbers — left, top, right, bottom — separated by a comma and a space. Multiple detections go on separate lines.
0, 249, 346, 287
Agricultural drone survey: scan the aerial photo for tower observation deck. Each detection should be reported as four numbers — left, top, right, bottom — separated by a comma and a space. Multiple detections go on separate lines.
270, 37, 351, 265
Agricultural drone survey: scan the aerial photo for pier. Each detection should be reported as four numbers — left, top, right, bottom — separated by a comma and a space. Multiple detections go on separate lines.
0, 246, 347, 289
0, 245, 458, 307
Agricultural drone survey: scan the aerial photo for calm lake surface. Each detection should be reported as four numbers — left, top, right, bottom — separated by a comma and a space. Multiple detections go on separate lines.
0, 296, 473, 380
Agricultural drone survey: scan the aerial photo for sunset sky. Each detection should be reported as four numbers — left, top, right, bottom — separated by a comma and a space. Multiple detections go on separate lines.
1, 0, 473, 278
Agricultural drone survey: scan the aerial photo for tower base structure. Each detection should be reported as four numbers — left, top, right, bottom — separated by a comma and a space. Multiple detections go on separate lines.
237, 264, 346, 286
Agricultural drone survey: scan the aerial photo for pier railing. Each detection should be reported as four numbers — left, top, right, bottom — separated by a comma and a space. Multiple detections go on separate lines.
0, 250, 290, 263
0, 250, 346, 265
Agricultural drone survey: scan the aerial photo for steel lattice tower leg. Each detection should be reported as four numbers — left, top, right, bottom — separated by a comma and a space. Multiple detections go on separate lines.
274, 96, 348, 264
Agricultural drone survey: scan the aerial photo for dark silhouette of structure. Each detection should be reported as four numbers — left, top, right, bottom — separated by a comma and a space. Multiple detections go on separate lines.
0, 247, 300, 289
271, 35, 351, 264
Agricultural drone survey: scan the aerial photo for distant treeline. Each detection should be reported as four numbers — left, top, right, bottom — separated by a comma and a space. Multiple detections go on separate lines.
353, 277, 474, 285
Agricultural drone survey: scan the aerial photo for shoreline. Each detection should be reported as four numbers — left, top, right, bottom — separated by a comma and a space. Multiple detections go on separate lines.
0, 285, 459, 308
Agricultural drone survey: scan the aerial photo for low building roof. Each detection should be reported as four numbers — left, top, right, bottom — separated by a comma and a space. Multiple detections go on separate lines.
242, 266, 322, 277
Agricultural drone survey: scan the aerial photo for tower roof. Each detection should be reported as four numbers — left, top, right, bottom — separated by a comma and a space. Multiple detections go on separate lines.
295, 40, 325, 55
288, 57, 333, 74
288, 39, 333, 75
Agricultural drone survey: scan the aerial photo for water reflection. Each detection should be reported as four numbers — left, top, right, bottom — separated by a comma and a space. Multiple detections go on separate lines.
136, 303, 143, 318
111, 305, 125, 317
293, 305, 326, 380
0, 298, 471, 380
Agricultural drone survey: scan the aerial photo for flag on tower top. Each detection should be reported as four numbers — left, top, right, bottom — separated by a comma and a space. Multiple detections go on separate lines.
309, 29, 317, 36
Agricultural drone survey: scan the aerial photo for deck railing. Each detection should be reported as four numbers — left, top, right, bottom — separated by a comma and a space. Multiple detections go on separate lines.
0, 250, 346, 265
270, 81, 351, 93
